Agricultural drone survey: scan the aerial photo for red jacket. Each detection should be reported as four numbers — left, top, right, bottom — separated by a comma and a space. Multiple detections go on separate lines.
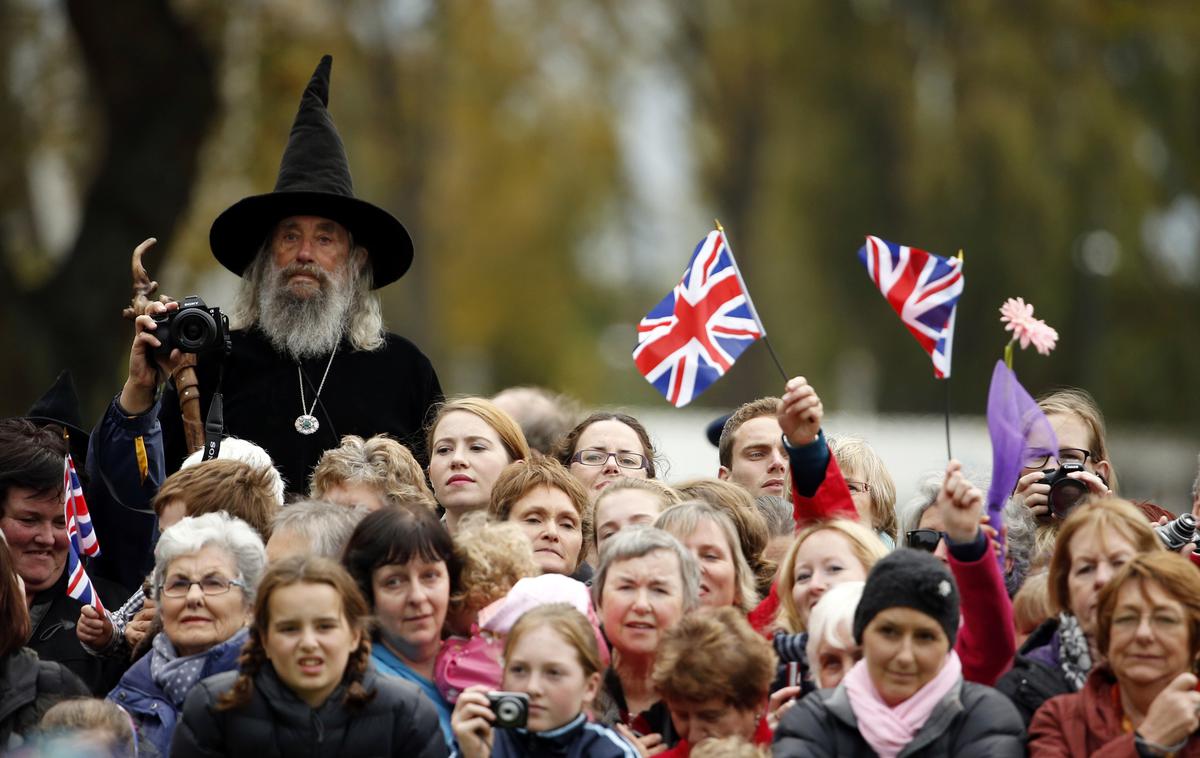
747, 451, 857, 634
1030, 666, 1200, 757
748, 437, 1015, 686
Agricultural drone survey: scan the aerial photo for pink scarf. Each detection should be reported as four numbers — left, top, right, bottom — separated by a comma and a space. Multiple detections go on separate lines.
842, 650, 963, 758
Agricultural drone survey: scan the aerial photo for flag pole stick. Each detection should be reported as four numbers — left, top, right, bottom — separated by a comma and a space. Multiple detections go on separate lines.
944, 377, 952, 461
943, 248, 964, 462
715, 219, 790, 383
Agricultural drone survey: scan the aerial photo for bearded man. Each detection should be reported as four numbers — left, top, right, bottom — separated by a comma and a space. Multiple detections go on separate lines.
151, 56, 441, 492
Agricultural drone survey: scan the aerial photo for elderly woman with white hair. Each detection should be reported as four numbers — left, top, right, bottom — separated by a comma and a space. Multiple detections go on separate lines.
107, 512, 266, 756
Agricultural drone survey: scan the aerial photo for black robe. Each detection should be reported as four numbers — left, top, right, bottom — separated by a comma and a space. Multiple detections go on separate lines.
160, 328, 441, 494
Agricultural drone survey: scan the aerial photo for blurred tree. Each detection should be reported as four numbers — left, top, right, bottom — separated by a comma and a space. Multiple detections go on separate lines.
0, 0, 215, 412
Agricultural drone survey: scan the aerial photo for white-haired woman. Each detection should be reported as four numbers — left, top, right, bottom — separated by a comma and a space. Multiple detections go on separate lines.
591, 527, 701, 753
107, 512, 266, 756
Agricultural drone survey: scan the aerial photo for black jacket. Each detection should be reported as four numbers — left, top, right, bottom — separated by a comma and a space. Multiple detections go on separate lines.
170, 662, 448, 757
0, 647, 90, 749
772, 679, 1025, 758
993, 617, 1071, 727
28, 569, 132, 694
160, 329, 441, 493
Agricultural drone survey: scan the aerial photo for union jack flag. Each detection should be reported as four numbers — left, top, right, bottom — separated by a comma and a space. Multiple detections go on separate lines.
634, 229, 765, 407
64, 455, 104, 612
858, 235, 964, 379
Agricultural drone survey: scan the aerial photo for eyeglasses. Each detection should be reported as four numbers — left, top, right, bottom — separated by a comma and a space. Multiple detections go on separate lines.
1023, 448, 1093, 470
905, 529, 945, 553
570, 449, 649, 470
160, 575, 246, 598
1111, 611, 1185, 634
845, 480, 871, 495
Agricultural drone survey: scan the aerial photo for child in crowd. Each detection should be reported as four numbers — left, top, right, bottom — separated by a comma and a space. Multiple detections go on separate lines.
38, 698, 137, 756
450, 603, 637, 758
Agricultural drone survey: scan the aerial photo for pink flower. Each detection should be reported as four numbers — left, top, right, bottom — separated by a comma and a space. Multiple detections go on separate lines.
999, 297, 1058, 356
1026, 319, 1058, 356
999, 297, 1036, 334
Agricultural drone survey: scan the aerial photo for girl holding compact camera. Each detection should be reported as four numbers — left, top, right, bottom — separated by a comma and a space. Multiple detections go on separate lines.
450, 603, 638, 758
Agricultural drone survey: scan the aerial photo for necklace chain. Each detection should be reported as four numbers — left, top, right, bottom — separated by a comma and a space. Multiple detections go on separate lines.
298, 346, 338, 417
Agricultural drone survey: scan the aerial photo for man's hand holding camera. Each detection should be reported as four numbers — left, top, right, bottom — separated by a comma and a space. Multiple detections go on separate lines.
120, 299, 182, 416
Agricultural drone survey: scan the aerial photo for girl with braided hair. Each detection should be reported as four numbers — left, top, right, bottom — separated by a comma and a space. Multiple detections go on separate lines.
170, 556, 447, 757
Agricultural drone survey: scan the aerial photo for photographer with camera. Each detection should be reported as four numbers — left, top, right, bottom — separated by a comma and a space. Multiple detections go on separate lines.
1012, 388, 1114, 525
154, 56, 441, 494
450, 603, 637, 758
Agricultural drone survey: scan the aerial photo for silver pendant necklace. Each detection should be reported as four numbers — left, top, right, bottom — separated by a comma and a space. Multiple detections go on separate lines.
295, 347, 337, 435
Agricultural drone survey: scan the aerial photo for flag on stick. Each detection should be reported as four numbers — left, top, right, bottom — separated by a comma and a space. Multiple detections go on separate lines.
858, 235, 964, 378
63, 455, 104, 612
634, 229, 765, 407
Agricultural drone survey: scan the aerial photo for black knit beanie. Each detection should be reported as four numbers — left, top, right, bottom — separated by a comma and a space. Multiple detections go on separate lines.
852, 549, 960, 647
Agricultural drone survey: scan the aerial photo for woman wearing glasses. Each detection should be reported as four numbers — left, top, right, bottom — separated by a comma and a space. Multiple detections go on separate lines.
1014, 388, 1115, 523
1030, 551, 1200, 756
107, 512, 266, 757
426, 397, 531, 534
555, 412, 658, 497
997, 498, 1163, 726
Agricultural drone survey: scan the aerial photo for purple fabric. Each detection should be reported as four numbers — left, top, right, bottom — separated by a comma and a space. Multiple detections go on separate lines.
1024, 637, 1061, 669
986, 360, 1058, 540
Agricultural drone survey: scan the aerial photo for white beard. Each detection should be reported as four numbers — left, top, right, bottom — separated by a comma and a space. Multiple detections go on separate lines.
256, 261, 354, 360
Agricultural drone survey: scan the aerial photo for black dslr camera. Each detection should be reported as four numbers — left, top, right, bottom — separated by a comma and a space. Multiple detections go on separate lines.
1042, 462, 1091, 519
487, 691, 529, 729
151, 296, 231, 359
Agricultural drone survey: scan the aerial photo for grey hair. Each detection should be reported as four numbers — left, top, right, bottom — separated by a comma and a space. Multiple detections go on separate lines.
271, 499, 367, 559
232, 238, 385, 353
592, 526, 701, 613
180, 437, 286, 506
805, 580, 865, 687
754, 495, 793, 538
654, 501, 759, 612
1193, 452, 1200, 498
153, 512, 267, 607
1002, 499, 1038, 596
899, 467, 992, 547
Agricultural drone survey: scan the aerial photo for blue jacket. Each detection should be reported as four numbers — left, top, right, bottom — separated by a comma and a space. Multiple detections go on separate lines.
106, 634, 243, 757
86, 393, 165, 590
485, 714, 638, 758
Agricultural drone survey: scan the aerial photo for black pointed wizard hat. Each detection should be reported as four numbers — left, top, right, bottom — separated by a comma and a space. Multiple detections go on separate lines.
22, 370, 90, 464
209, 55, 413, 288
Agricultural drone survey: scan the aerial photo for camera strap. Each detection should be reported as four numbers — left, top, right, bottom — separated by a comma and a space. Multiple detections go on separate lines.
201, 362, 226, 462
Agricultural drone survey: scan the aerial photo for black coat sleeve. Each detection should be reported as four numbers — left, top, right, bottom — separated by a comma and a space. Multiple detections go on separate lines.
170, 685, 228, 758
771, 694, 839, 758
394, 690, 449, 758
951, 685, 1027, 758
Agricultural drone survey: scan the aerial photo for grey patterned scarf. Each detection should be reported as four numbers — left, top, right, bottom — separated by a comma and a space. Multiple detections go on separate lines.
150, 627, 249, 707
1056, 612, 1093, 691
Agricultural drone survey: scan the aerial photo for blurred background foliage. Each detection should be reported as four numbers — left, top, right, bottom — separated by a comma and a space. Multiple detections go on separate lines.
2, 0, 1199, 443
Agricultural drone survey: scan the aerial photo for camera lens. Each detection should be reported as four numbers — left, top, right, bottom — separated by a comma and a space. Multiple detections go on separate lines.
173, 310, 216, 351
1049, 479, 1088, 519
497, 700, 519, 721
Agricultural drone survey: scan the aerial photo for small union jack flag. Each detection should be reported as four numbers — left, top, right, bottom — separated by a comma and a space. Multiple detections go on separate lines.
634, 229, 765, 407
64, 455, 104, 612
858, 235, 964, 379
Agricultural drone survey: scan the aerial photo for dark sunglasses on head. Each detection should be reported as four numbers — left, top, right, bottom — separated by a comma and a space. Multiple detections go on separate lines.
905, 529, 945, 553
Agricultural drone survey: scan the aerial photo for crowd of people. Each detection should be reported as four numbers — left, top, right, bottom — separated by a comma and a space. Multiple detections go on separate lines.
4, 55, 1199, 757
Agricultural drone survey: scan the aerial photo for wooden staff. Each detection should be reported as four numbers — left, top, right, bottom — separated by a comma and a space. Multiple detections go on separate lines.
122, 238, 204, 454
